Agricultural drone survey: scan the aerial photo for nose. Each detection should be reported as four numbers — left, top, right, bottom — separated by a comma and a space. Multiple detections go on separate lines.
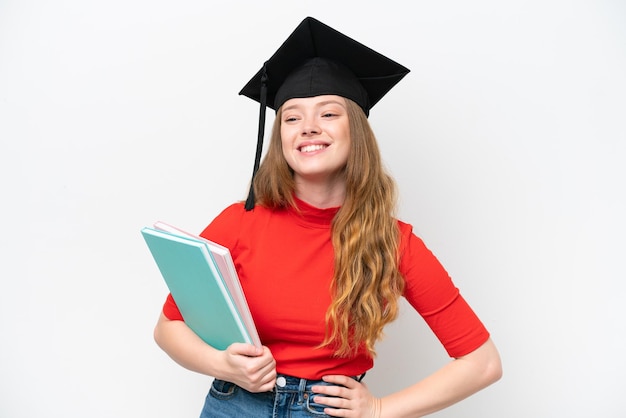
302, 118, 320, 136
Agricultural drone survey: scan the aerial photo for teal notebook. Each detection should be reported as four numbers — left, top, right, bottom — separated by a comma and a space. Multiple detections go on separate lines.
141, 226, 256, 350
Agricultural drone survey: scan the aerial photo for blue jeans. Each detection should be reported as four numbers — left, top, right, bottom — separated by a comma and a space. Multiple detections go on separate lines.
199, 373, 365, 418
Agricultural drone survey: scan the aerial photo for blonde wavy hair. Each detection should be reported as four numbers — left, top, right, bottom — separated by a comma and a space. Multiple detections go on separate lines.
253, 98, 404, 357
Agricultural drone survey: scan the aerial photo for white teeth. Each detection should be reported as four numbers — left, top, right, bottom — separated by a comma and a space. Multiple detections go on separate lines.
300, 144, 327, 153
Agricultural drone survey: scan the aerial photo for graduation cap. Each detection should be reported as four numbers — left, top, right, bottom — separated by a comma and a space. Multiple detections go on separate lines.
240, 16, 410, 210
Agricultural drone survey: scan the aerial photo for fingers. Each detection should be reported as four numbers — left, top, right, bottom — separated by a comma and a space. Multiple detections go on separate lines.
225, 344, 275, 371
227, 342, 264, 357
252, 350, 277, 389
254, 368, 277, 392
222, 344, 277, 393
322, 374, 357, 388
312, 375, 377, 417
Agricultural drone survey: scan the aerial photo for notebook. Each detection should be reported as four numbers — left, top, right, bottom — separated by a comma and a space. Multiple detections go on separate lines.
141, 225, 260, 349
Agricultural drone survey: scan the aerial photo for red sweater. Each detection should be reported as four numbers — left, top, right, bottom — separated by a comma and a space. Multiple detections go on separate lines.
163, 198, 489, 380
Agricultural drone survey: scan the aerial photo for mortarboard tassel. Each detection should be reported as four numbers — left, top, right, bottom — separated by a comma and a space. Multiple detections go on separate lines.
244, 62, 269, 211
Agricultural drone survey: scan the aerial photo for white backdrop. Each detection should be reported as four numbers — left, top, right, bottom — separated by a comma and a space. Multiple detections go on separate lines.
1, 1, 625, 417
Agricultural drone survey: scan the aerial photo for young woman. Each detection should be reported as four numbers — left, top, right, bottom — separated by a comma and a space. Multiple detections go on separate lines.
154, 17, 502, 417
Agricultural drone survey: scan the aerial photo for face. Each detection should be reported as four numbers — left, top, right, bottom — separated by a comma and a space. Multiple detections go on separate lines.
280, 95, 351, 187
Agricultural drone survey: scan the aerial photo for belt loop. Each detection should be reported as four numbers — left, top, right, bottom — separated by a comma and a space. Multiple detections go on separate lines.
298, 378, 307, 403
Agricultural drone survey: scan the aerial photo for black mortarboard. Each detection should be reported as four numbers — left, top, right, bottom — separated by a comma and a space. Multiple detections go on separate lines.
240, 17, 410, 210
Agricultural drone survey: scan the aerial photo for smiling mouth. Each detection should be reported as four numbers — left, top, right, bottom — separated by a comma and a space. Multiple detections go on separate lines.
299, 144, 328, 153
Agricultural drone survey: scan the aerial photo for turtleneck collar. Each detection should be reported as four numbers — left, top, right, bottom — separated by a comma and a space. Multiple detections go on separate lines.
290, 195, 340, 228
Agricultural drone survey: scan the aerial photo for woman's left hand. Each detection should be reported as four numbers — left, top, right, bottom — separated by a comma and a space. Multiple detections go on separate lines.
311, 375, 381, 417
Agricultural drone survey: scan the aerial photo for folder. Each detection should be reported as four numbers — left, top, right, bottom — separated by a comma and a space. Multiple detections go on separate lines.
141, 224, 261, 350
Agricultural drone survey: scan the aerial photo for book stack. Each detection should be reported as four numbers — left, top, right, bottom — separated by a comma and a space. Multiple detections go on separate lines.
141, 222, 260, 350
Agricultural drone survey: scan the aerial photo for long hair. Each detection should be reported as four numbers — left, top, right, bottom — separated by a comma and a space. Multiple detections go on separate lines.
253, 99, 404, 357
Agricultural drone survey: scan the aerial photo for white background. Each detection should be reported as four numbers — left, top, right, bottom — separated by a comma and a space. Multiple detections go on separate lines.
1, 1, 625, 417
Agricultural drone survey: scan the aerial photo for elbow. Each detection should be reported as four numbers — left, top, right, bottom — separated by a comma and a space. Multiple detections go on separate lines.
484, 353, 503, 386
481, 341, 503, 387
463, 338, 503, 388
153, 313, 169, 350
153, 324, 162, 347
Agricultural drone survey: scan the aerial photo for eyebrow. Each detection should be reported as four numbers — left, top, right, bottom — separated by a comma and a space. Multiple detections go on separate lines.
282, 99, 346, 112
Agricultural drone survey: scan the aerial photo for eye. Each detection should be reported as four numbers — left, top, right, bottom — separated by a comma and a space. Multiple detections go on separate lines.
322, 112, 337, 118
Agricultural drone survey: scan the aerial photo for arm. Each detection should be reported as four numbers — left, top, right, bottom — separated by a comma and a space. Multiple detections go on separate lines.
374, 227, 501, 415
378, 337, 501, 417
313, 337, 501, 417
153, 313, 277, 392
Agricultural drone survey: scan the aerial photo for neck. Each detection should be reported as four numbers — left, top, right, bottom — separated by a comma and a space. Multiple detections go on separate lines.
294, 176, 346, 209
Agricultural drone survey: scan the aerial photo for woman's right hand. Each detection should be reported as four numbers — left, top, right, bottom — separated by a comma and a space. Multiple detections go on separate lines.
154, 313, 276, 392
218, 343, 277, 393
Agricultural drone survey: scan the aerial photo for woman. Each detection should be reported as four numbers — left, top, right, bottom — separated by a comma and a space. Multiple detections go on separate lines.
154, 17, 502, 417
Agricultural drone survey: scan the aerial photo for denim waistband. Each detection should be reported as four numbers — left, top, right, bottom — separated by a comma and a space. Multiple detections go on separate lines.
273, 373, 366, 393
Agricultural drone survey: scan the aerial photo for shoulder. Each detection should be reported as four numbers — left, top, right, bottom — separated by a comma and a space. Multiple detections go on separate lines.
396, 219, 414, 237
216, 201, 246, 220
395, 218, 443, 275
205, 201, 280, 233
396, 219, 426, 251
201, 201, 287, 248
212, 201, 271, 221
220, 201, 277, 217
199, 202, 245, 240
